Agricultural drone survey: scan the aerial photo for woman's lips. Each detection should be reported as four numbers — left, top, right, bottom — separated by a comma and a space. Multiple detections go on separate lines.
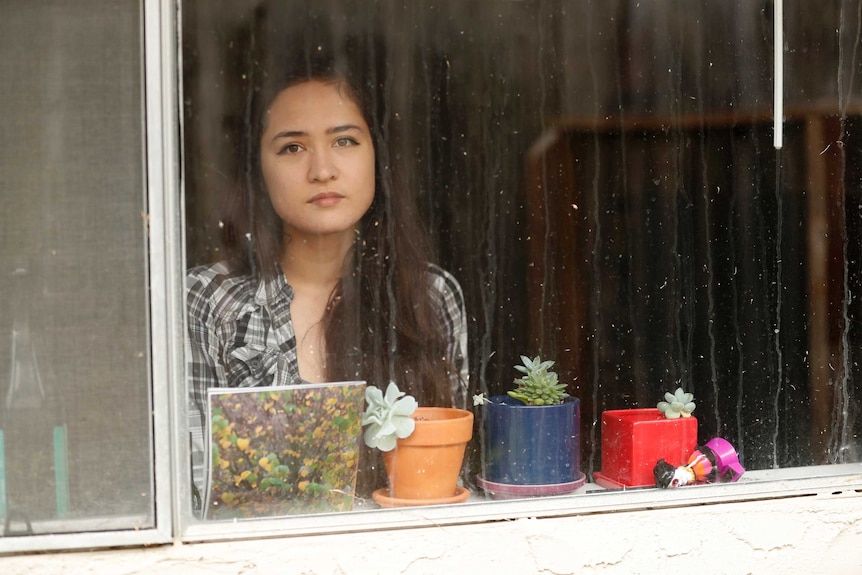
308, 192, 345, 207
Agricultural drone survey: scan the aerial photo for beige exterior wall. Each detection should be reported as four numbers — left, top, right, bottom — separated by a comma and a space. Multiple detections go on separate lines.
2, 487, 860, 574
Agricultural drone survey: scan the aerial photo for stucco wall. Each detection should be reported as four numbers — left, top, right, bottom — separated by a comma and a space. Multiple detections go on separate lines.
2, 488, 861, 574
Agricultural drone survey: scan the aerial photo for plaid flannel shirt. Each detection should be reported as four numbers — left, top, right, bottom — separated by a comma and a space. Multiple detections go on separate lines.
185, 261, 469, 504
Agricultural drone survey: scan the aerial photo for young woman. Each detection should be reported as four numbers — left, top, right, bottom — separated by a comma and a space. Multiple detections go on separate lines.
186, 50, 468, 510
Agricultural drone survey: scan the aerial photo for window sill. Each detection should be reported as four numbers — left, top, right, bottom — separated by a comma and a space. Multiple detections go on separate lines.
181, 462, 862, 542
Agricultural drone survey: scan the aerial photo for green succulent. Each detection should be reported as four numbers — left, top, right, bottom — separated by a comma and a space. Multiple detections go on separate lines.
361, 382, 417, 451
508, 355, 569, 406
657, 387, 696, 419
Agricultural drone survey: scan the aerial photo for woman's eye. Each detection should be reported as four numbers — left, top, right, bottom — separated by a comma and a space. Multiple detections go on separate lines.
333, 137, 358, 148
278, 143, 303, 155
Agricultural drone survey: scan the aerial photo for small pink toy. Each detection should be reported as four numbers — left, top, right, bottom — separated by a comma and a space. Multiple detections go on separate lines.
654, 437, 745, 488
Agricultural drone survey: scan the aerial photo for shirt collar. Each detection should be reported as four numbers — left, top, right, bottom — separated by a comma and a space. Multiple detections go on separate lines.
254, 268, 294, 326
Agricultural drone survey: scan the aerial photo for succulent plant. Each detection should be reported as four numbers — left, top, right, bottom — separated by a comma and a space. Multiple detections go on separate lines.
657, 387, 696, 419
508, 355, 569, 406
361, 382, 418, 451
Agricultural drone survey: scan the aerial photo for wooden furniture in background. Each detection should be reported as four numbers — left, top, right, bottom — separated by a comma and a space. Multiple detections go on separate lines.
525, 105, 861, 470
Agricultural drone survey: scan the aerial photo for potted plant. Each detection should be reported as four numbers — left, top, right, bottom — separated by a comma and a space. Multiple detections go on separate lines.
361, 382, 473, 508
593, 387, 698, 489
476, 356, 583, 499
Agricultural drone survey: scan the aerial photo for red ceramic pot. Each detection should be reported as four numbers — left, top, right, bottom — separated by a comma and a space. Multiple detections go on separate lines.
595, 408, 697, 488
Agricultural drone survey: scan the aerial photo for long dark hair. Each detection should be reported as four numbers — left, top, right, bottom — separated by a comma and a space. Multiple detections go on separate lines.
219, 23, 457, 410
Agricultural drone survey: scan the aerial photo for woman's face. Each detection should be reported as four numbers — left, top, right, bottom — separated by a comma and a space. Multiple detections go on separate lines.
260, 80, 375, 241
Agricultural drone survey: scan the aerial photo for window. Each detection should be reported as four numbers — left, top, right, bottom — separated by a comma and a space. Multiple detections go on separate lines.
0, 0, 177, 554
2, 0, 861, 554
0, 0, 163, 550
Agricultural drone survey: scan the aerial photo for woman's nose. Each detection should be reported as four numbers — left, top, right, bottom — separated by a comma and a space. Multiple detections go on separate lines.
307, 148, 338, 182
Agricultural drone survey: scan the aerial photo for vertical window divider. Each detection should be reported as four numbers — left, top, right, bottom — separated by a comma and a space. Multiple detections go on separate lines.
774, 0, 784, 149
144, 0, 182, 543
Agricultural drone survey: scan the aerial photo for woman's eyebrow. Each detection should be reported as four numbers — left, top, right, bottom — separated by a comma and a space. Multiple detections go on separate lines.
270, 124, 363, 142
271, 130, 305, 142
326, 124, 363, 135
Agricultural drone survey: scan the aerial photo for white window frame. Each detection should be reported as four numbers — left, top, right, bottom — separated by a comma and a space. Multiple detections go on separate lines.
4, 0, 862, 556
124, 0, 179, 549
170, 0, 862, 544
0, 0, 177, 555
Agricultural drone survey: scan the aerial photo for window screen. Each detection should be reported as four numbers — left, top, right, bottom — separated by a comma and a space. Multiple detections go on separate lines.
0, 0, 152, 536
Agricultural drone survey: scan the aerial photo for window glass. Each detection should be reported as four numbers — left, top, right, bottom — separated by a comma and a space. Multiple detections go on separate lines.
0, 1, 152, 537
182, 0, 861, 521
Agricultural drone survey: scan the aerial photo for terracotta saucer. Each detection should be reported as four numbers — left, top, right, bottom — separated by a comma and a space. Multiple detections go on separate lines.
372, 485, 471, 508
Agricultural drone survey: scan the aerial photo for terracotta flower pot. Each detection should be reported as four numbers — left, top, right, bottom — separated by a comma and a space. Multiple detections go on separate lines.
594, 408, 698, 488
382, 407, 474, 500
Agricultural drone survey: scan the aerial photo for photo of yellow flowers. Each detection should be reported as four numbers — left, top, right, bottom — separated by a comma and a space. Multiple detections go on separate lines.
205, 381, 365, 520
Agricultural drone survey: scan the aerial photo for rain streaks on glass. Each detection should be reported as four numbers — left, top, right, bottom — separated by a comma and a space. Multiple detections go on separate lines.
181, 0, 862, 503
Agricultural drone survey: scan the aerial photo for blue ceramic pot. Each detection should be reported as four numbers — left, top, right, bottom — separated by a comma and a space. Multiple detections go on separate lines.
483, 395, 581, 485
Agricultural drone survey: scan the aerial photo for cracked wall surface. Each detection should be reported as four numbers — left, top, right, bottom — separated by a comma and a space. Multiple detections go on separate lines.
2, 490, 861, 574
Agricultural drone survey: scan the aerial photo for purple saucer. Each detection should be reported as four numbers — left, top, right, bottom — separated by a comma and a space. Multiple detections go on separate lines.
477, 472, 586, 499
